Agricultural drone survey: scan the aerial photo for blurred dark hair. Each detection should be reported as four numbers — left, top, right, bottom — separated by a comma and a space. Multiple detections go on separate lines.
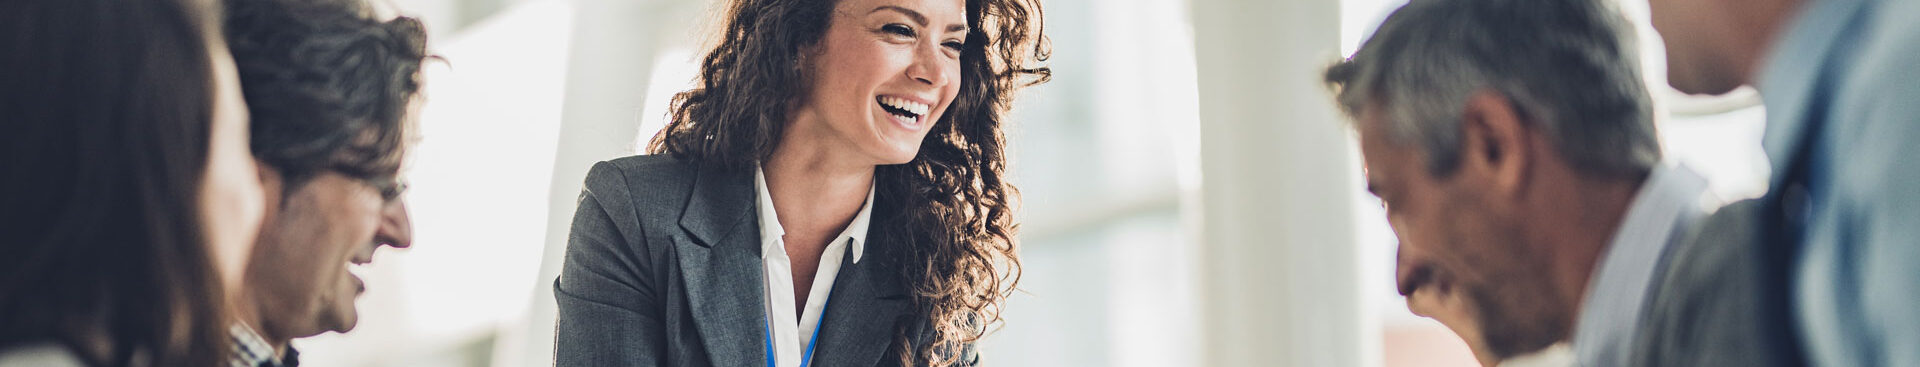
224, 0, 429, 191
0, 0, 234, 365
647, 0, 1049, 364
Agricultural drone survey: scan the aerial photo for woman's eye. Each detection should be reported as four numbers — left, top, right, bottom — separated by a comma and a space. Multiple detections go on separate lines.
882, 24, 915, 37
943, 41, 964, 52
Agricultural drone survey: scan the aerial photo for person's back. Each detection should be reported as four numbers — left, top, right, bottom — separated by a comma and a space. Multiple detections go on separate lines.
1631, 199, 1801, 366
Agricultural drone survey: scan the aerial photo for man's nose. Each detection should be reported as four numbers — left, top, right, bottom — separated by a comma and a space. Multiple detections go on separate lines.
375, 199, 413, 249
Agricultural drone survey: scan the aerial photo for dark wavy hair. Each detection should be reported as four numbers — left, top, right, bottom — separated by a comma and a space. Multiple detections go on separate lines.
224, 0, 429, 191
647, 0, 1049, 364
0, 0, 233, 365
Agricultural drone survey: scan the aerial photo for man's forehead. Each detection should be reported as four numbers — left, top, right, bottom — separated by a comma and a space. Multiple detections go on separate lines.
1353, 107, 1403, 155
1352, 106, 1424, 185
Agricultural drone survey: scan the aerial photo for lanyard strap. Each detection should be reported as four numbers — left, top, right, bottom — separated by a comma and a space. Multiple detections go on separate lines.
765, 296, 830, 367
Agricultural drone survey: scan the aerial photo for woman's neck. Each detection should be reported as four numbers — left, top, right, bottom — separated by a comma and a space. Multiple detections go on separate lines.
762, 138, 874, 234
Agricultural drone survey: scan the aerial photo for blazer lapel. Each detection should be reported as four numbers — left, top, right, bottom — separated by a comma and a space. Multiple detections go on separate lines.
812, 201, 911, 367
673, 163, 768, 366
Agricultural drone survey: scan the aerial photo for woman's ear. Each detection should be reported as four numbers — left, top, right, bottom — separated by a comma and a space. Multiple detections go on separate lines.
1456, 89, 1533, 198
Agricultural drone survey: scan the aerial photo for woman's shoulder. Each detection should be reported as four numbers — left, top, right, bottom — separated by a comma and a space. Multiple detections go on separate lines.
580, 154, 713, 217
0, 343, 86, 367
591, 154, 696, 178
584, 154, 699, 192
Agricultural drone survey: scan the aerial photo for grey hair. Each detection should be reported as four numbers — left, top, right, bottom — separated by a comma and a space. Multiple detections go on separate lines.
1325, 0, 1659, 178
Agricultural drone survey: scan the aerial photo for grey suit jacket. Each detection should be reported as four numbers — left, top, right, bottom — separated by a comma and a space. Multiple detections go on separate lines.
553, 155, 975, 366
1630, 199, 1805, 366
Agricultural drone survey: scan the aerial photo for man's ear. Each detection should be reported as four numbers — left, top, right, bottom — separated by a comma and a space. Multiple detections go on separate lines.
1456, 90, 1533, 198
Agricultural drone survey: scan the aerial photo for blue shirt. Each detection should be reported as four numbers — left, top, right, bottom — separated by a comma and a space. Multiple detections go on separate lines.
1756, 0, 1920, 365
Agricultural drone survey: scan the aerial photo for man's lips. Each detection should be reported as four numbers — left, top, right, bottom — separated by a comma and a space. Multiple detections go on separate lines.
347, 261, 369, 294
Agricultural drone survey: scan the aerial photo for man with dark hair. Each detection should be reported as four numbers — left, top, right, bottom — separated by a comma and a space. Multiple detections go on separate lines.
221, 0, 431, 365
1325, 0, 1709, 365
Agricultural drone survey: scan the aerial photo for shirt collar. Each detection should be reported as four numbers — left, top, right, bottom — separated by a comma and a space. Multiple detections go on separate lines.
230, 323, 293, 367
1571, 163, 1712, 365
754, 164, 875, 263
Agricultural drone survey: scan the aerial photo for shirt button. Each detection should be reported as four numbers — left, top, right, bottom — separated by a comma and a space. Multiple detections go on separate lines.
1782, 183, 1810, 225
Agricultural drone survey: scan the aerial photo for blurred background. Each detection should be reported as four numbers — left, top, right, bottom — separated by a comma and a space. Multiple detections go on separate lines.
305, 0, 1770, 365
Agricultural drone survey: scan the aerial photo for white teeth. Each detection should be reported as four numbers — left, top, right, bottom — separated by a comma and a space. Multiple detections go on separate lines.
879, 96, 929, 117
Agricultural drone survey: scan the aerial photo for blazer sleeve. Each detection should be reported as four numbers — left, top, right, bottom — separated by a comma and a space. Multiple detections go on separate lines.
554, 162, 666, 366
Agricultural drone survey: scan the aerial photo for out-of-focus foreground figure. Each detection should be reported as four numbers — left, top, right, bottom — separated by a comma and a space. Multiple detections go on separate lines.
1636, 0, 1920, 365
0, 0, 267, 365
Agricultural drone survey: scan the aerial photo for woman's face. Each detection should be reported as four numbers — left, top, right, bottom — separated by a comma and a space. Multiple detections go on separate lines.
789, 0, 967, 165
201, 42, 267, 294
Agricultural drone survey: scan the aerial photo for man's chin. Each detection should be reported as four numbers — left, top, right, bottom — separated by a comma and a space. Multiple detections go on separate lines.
318, 308, 360, 335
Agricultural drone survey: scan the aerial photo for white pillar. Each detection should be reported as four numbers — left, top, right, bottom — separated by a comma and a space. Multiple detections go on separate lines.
494, 0, 689, 365
1189, 0, 1371, 366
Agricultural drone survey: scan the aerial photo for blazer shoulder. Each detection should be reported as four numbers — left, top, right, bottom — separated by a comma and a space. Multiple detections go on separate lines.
586, 154, 698, 194
582, 154, 702, 226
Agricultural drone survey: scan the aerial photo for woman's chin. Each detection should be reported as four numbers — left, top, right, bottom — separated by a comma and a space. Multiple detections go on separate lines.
864, 140, 924, 165
876, 152, 919, 165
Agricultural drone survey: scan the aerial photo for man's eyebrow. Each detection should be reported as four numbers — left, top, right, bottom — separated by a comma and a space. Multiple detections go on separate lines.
871, 5, 969, 34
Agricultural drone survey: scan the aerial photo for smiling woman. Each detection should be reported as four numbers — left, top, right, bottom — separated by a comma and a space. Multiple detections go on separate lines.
552, 0, 1048, 366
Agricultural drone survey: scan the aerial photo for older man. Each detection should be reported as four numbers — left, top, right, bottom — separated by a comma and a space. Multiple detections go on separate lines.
1324, 0, 1709, 365
1637, 0, 1920, 364
222, 0, 431, 366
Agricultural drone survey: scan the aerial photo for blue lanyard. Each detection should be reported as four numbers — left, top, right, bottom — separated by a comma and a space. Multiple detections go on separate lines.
765, 296, 829, 367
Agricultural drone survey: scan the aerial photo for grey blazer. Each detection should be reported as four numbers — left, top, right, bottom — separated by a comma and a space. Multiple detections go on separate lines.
553, 155, 976, 366
1630, 199, 1805, 366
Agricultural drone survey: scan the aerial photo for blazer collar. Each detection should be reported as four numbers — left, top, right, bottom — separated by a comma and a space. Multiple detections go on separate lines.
812, 245, 911, 367
678, 163, 757, 248
813, 195, 912, 365
673, 162, 910, 366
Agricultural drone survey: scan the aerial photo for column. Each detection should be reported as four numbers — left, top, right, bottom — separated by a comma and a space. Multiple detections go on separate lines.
1189, 0, 1371, 366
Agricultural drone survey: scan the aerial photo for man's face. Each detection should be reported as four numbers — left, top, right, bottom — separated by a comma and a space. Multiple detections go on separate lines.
246, 169, 412, 340
1647, 0, 1746, 95
1356, 106, 1567, 362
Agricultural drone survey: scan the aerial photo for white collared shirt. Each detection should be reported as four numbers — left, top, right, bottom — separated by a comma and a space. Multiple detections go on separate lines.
1571, 163, 1712, 367
756, 165, 874, 367
1501, 343, 1574, 367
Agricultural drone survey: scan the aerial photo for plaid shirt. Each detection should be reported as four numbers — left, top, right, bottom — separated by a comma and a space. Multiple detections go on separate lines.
230, 324, 298, 367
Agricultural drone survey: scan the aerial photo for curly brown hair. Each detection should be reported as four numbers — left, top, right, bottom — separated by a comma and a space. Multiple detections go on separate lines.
646, 0, 1049, 364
